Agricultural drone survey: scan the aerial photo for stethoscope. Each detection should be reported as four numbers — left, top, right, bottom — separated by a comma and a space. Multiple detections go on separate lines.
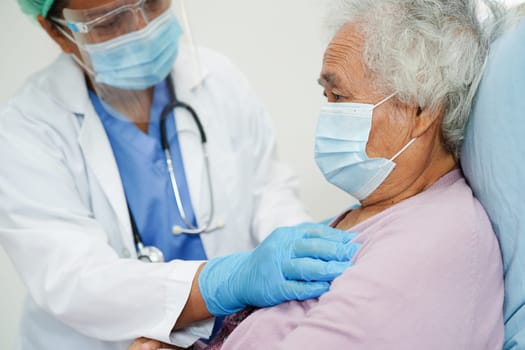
131, 74, 225, 263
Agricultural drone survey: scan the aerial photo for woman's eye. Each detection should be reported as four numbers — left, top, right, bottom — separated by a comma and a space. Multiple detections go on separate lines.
322, 90, 342, 102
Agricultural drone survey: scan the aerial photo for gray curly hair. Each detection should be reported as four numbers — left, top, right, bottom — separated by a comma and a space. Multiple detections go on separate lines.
326, 0, 500, 158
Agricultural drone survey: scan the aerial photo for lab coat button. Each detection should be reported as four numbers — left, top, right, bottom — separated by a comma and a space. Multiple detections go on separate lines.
122, 248, 131, 258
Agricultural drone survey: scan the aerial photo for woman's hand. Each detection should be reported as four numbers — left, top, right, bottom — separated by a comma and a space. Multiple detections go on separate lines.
128, 337, 186, 350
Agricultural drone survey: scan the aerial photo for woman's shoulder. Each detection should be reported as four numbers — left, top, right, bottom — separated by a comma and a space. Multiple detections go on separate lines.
392, 169, 493, 241
325, 170, 503, 348
355, 169, 499, 272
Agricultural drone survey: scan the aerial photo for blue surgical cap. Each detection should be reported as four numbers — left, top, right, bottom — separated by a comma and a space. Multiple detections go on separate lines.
17, 0, 56, 18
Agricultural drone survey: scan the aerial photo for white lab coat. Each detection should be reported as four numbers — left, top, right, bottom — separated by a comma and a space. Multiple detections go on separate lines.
0, 47, 309, 350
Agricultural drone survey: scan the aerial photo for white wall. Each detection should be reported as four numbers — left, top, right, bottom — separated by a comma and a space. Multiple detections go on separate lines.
2, 0, 523, 348
0, 0, 351, 348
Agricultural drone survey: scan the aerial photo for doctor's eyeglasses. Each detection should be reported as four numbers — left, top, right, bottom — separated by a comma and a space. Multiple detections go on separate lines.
52, 0, 171, 42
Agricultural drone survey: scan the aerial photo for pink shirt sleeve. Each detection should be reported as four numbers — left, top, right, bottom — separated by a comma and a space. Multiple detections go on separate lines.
273, 221, 487, 349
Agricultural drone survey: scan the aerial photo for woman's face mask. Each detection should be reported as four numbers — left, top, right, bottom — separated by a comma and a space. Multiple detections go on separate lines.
314, 93, 416, 202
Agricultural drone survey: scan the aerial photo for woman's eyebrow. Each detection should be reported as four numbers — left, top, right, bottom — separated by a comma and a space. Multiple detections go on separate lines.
318, 73, 339, 88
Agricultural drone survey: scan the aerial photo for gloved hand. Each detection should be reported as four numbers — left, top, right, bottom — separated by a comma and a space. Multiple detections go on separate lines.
198, 223, 360, 316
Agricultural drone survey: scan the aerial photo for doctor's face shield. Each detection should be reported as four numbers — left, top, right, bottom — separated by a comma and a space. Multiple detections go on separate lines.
58, 0, 172, 42
51, 0, 203, 122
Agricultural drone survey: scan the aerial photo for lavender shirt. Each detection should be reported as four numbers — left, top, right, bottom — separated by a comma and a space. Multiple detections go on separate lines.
221, 170, 504, 349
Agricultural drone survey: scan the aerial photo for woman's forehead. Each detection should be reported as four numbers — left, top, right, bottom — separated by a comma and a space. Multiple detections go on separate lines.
321, 33, 369, 89
323, 25, 365, 70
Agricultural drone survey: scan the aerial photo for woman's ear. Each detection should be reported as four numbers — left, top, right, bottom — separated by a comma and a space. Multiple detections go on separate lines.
410, 104, 443, 138
37, 15, 76, 54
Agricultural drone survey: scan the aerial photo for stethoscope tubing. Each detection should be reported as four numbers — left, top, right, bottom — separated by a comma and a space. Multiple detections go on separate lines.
129, 74, 220, 262
160, 74, 217, 234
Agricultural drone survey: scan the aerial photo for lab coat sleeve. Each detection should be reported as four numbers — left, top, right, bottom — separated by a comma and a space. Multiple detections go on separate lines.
0, 105, 212, 345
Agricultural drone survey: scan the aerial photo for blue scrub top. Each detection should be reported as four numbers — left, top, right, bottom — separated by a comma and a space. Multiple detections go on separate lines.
89, 80, 207, 261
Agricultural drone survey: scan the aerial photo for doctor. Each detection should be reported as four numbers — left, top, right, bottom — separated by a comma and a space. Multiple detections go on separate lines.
0, 0, 360, 349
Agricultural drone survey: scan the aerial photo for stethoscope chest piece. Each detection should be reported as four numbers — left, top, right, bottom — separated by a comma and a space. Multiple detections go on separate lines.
137, 244, 165, 263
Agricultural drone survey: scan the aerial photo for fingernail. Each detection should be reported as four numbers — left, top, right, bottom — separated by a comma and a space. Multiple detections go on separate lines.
311, 282, 330, 295
328, 261, 351, 275
345, 243, 361, 258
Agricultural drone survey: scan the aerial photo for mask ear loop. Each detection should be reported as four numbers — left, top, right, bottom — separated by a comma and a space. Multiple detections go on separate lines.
370, 92, 417, 161
53, 23, 96, 76
373, 92, 397, 109
390, 138, 417, 162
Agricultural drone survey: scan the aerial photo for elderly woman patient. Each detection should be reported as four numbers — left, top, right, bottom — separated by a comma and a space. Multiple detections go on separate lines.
131, 0, 504, 349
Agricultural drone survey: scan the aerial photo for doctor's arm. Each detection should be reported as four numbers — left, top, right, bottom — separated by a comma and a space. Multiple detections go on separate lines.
0, 106, 359, 345
0, 106, 215, 345
137, 222, 361, 349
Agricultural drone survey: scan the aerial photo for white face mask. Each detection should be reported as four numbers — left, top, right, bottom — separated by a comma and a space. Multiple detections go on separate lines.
314, 93, 416, 202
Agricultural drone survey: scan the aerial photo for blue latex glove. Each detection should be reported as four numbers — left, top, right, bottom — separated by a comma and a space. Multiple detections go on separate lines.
198, 223, 360, 316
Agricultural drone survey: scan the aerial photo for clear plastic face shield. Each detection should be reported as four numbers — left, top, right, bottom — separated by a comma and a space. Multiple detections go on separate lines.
51, 0, 202, 123
60, 0, 172, 42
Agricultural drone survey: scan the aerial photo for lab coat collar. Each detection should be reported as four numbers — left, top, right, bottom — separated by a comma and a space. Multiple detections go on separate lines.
41, 48, 210, 253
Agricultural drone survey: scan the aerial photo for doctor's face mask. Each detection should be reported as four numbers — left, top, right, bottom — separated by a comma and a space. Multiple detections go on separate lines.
51, 0, 182, 90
